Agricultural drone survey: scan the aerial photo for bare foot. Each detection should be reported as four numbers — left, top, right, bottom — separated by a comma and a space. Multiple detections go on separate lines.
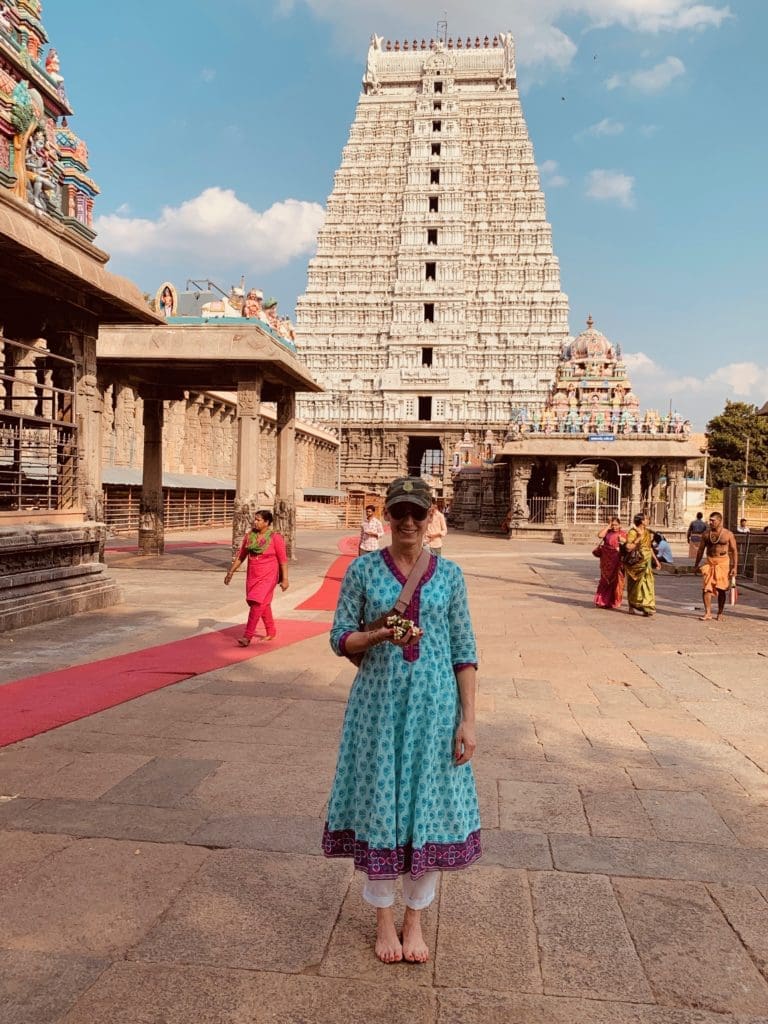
402, 907, 429, 963
699, 614, 712, 621
375, 908, 402, 964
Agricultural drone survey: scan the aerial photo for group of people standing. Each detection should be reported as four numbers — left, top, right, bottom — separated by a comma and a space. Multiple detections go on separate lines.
594, 510, 738, 620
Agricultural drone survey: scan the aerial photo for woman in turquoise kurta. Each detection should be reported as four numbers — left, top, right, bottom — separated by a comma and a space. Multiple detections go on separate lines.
323, 476, 480, 965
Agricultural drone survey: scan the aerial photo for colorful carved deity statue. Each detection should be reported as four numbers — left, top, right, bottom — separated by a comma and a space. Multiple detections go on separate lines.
25, 127, 59, 212
243, 288, 266, 321
263, 297, 280, 333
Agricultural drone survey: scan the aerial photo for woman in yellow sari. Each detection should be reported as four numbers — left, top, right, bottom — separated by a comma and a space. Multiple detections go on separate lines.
623, 513, 661, 616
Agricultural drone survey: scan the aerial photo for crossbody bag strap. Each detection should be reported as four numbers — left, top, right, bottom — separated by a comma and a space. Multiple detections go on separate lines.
393, 547, 431, 614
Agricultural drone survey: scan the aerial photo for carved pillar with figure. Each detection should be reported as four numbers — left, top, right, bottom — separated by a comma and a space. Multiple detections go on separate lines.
274, 387, 297, 558
138, 397, 164, 555
630, 460, 643, 516
665, 459, 686, 528
232, 377, 262, 549
509, 457, 534, 523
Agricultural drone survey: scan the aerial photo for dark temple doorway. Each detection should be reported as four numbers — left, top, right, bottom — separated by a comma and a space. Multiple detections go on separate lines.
407, 435, 443, 489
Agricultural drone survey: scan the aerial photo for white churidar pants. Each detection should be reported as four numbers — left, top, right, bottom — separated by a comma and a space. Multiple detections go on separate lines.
362, 872, 439, 910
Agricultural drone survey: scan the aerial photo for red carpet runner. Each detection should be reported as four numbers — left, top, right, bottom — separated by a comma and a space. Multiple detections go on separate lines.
0, 619, 328, 748
295, 535, 359, 611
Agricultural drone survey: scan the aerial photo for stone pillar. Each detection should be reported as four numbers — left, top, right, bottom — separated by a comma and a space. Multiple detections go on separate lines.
67, 330, 105, 527
509, 457, 534, 523
138, 398, 164, 555
274, 388, 297, 558
555, 459, 567, 524
630, 461, 642, 518
666, 459, 686, 529
232, 377, 262, 549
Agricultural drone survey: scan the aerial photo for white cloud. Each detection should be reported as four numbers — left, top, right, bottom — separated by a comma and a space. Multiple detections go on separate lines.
639, 123, 659, 137
269, 2, 730, 69
585, 168, 635, 207
96, 187, 326, 272
607, 56, 685, 92
623, 351, 768, 427
201, 68, 217, 83
587, 117, 625, 136
541, 159, 569, 188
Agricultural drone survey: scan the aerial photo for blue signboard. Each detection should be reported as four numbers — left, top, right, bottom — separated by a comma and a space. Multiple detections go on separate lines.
588, 434, 615, 442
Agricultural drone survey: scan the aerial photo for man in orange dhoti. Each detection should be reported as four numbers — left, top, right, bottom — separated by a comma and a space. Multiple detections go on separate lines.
693, 512, 738, 621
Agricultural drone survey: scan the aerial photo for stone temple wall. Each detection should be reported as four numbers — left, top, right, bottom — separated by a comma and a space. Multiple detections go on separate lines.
101, 384, 337, 497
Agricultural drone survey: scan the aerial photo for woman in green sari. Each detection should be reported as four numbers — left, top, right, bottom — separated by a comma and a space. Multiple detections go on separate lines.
624, 513, 661, 616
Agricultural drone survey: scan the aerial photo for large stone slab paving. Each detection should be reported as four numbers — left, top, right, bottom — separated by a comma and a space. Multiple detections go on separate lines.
499, 780, 589, 834
21, 727, 189, 758
61, 961, 437, 1024
437, 986, 766, 1023
206, 695, 293, 729
637, 791, 738, 845
99, 757, 221, 806
479, 758, 632, 790
706, 798, 768, 849
174, 736, 339, 768
434, 867, 541, 993
0, 950, 108, 1024
582, 789, 656, 839
0, 838, 208, 955
0, 830, 72, 889
473, 719, 544, 761
587, 682, 647, 715
627, 767, 746, 795
626, 656, 727, 701
0, 748, 76, 793
613, 878, 768, 1014
181, 761, 331, 818
267, 697, 346, 734
131, 849, 351, 973
4, 798, 206, 843
628, 710, 721, 742
0, 796, 38, 826
552, 835, 768, 886
319, 870, 438, 985
574, 719, 656, 767
531, 871, 652, 1001
12, 752, 152, 800
480, 830, 552, 870
707, 884, 768, 979
188, 813, 322, 855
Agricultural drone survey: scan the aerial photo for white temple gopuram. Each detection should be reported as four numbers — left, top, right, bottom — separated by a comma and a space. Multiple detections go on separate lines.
295, 32, 570, 495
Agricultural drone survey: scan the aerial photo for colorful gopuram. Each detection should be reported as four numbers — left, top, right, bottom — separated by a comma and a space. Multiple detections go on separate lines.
0, 0, 98, 236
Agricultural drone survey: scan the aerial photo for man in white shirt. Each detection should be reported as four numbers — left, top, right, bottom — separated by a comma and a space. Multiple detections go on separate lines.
358, 505, 384, 556
424, 499, 448, 556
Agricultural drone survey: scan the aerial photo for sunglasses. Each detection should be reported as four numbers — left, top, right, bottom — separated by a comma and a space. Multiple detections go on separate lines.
388, 504, 429, 522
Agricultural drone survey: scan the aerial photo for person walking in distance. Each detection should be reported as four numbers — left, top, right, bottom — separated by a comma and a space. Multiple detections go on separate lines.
224, 510, 289, 645
358, 504, 384, 557
687, 511, 707, 559
693, 511, 738, 621
424, 497, 448, 556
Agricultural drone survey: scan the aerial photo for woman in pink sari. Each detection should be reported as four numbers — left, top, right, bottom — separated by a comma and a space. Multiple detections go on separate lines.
594, 517, 626, 609
224, 509, 289, 645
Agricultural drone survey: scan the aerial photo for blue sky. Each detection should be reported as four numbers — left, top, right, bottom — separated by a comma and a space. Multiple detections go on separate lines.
44, 0, 766, 427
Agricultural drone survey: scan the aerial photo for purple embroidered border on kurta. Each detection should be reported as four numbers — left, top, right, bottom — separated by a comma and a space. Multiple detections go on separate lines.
322, 823, 482, 879
380, 548, 436, 662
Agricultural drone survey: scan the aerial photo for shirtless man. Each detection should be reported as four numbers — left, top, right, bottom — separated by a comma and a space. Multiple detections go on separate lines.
693, 512, 738, 621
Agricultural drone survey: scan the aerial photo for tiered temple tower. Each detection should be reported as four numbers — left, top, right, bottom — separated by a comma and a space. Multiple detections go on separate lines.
295, 32, 570, 495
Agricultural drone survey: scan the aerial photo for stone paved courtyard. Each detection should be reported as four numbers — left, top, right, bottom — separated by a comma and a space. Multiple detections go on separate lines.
2, 530, 768, 1023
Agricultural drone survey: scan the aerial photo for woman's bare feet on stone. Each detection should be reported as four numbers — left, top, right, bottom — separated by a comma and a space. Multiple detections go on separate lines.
375, 908, 403, 964
402, 907, 429, 963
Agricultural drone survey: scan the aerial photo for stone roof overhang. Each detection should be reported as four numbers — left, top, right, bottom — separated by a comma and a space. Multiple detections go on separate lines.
0, 190, 161, 325
496, 437, 705, 459
97, 323, 323, 401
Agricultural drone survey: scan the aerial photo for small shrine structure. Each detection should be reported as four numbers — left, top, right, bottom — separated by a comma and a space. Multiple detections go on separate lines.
449, 317, 704, 539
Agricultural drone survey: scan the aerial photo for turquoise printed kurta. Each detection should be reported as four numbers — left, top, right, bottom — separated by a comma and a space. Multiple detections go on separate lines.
322, 549, 482, 879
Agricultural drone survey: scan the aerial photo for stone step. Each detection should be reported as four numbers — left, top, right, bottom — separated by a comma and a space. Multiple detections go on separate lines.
0, 574, 122, 632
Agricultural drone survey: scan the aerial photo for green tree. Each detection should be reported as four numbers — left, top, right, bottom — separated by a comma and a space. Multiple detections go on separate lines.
705, 401, 768, 489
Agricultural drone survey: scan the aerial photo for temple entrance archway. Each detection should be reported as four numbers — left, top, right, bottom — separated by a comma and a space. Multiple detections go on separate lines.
407, 435, 443, 489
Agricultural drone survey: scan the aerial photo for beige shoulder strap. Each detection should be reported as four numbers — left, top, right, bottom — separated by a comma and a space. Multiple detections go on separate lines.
393, 548, 432, 614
